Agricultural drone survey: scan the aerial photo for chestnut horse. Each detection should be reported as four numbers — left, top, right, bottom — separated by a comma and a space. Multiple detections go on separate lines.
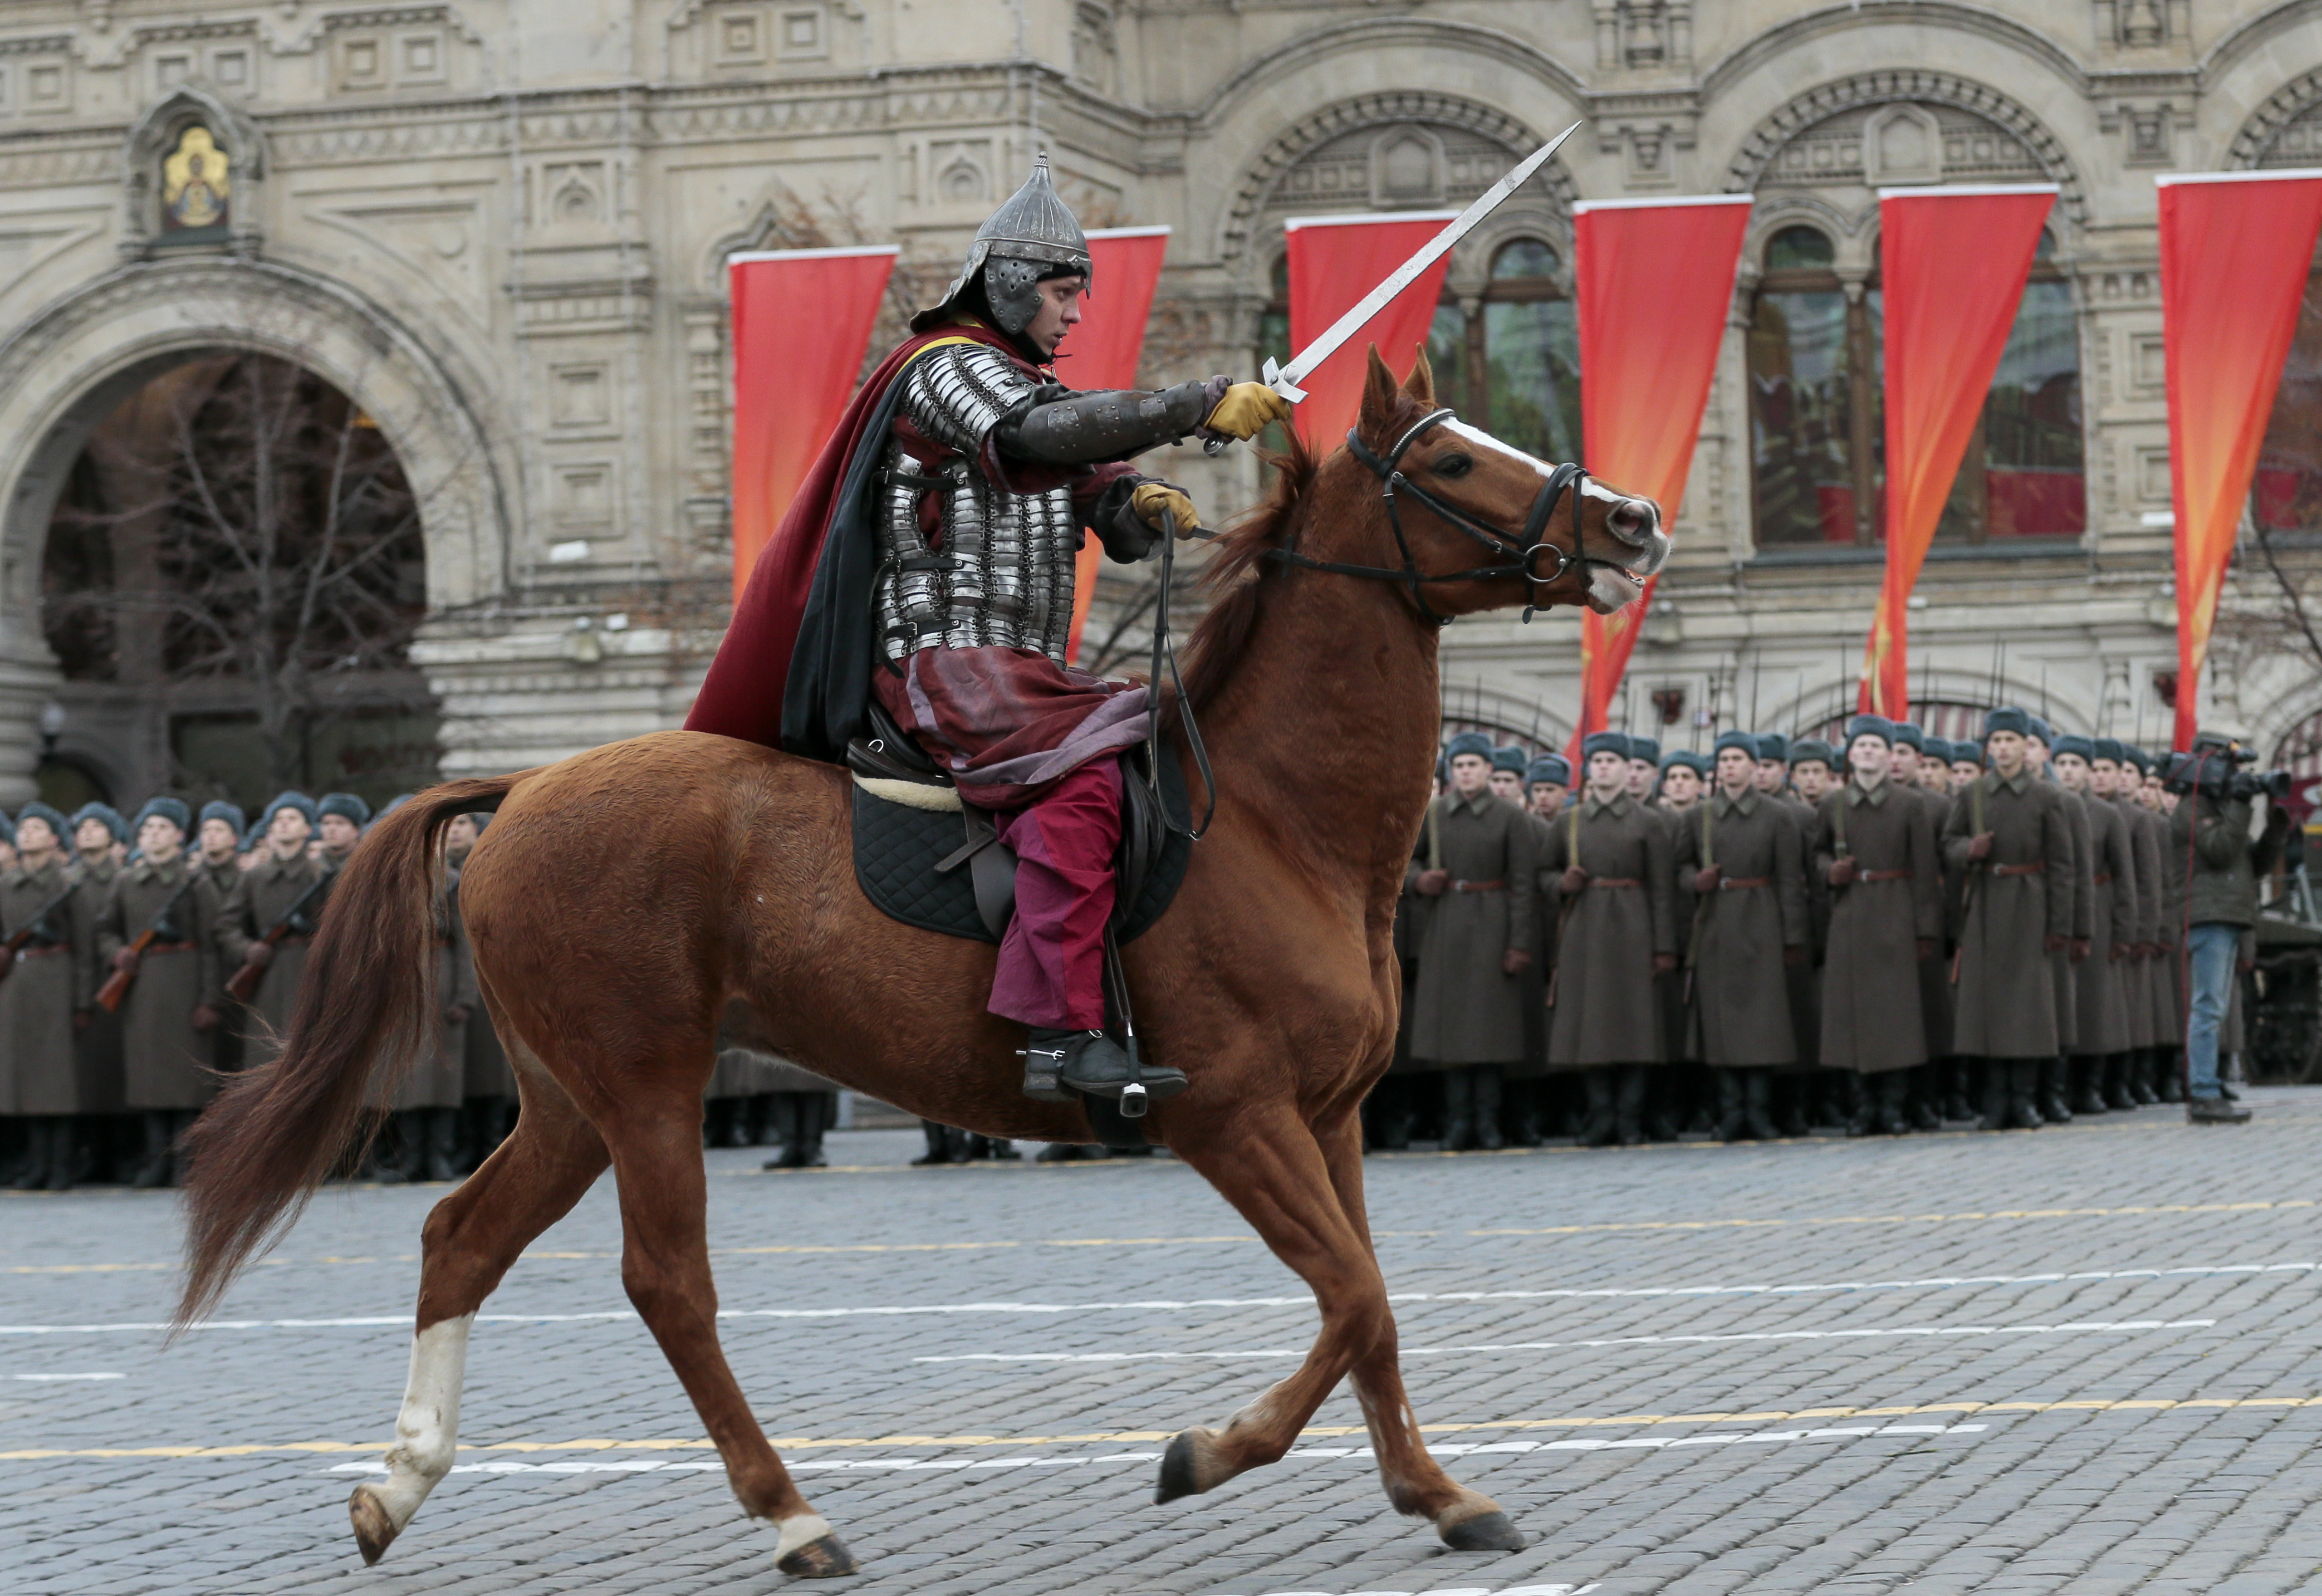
175, 350, 1667, 1577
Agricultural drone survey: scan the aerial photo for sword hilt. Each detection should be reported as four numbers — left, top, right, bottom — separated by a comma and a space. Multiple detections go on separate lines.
1201, 358, 1305, 455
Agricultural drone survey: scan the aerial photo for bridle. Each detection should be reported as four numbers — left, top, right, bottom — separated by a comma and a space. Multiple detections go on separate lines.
1261, 407, 1591, 626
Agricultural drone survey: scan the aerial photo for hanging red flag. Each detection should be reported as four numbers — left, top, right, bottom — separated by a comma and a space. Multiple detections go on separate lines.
1283, 210, 1458, 450
727, 244, 898, 601
1858, 185, 2055, 717
1565, 196, 1753, 765
2158, 169, 2322, 749
1064, 226, 1170, 663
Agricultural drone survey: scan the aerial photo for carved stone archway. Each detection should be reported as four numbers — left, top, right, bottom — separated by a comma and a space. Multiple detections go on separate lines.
1724, 69, 2089, 223
0, 256, 511, 802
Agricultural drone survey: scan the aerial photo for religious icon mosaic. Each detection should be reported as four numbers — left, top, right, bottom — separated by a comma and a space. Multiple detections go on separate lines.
162, 125, 230, 236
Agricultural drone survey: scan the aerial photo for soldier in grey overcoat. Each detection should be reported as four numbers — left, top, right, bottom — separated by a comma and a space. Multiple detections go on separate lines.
2085, 741, 2149, 1105
1888, 724, 1958, 1127
2022, 719, 2090, 1124
1814, 717, 1944, 1135
2055, 737, 2138, 1112
96, 799, 219, 1188
1943, 708, 2075, 1130
1538, 732, 1678, 1146
2139, 758, 2188, 1099
1405, 731, 1537, 1151
215, 792, 329, 1069
1674, 733, 1807, 1140
1506, 752, 1574, 1147
68, 802, 130, 1137
2111, 748, 2166, 1102
190, 801, 248, 1078
2, 803, 96, 1189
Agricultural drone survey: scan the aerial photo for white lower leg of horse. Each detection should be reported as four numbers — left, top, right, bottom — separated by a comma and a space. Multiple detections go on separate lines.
771, 1511, 835, 1558
367, 1314, 473, 1531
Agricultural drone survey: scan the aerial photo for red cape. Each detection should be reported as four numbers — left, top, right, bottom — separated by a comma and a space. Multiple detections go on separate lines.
685, 322, 1027, 750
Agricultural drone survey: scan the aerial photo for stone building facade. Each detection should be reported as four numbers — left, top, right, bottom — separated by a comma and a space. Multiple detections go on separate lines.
0, 0, 2316, 806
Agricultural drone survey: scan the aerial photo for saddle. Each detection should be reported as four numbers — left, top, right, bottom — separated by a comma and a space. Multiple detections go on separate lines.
846, 701, 1193, 946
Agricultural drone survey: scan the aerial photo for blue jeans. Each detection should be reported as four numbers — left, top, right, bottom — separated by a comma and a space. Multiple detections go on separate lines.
2184, 922, 2241, 1100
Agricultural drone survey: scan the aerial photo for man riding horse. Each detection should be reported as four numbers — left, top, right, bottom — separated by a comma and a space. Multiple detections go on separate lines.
687, 159, 1290, 1105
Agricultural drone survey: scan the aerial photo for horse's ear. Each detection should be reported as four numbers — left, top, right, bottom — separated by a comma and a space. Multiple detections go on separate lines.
1403, 346, 1436, 408
1358, 345, 1399, 437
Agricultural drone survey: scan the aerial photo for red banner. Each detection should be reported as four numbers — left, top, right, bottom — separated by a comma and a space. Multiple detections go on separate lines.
1284, 210, 1458, 450
728, 245, 898, 600
1567, 197, 1752, 762
1858, 185, 2055, 716
2159, 170, 2322, 748
1064, 226, 1170, 663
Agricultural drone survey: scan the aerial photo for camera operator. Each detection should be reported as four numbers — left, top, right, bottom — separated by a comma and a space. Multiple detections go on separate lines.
2168, 732, 2292, 1124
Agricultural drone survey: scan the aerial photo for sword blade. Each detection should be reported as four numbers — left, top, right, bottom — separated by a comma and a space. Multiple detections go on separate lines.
1270, 122, 1580, 400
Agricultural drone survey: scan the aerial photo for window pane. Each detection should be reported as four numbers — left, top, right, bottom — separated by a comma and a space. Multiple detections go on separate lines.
1483, 296, 1581, 461
1982, 277, 2084, 537
1765, 226, 1834, 271
1426, 301, 1466, 412
1749, 289, 1858, 542
2258, 272, 2322, 534
1491, 238, 1557, 280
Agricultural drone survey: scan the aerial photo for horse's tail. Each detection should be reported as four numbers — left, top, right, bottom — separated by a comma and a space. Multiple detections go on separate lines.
174, 773, 531, 1331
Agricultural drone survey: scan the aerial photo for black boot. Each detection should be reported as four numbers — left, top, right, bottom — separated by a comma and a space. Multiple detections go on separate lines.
1875, 1073, 1914, 1136
2068, 1056, 2106, 1115
1614, 1068, 1647, 1146
1439, 1068, 1476, 1152
2037, 1059, 2073, 1124
1976, 1063, 2010, 1130
1365, 1079, 1413, 1151
2154, 1048, 2186, 1104
1472, 1067, 1505, 1152
1715, 1070, 1747, 1142
424, 1108, 462, 1183
130, 1112, 174, 1189
703, 1097, 742, 1149
1905, 1068, 1942, 1131
1941, 1061, 1976, 1124
1846, 1073, 1880, 1137
739, 1094, 774, 1147
1742, 1069, 1781, 1140
2005, 1061, 2044, 1130
911, 1119, 956, 1166
1579, 1069, 1618, 1147
2100, 1055, 2135, 1110
1027, 1027, 1187, 1108
801, 1093, 835, 1166
1507, 1079, 1544, 1148
762, 1096, 800, 1168
11, 1118, 55, 1191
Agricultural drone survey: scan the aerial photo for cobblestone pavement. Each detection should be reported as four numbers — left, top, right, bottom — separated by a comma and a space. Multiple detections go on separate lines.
8, 1091, 2322, 1596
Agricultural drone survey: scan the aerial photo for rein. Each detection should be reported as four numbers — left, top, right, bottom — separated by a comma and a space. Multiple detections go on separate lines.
1261, 408, 1590, 625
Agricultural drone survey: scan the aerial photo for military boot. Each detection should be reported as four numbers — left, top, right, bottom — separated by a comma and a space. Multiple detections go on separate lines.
424, 1108, 462, 1183
2100, 1055, 2135, 1110
910, 1120, 959, 1166
2068, 1057, 2106, 1116
1613, 1069, 1648, 1147
2124, 1049, 2157, 1105
1845, 1074, 1880, 1137
703, 1097, 742, 1148
130, 1112, 175, 1190
2153, 1049, 2186, 1104
1507, 1079, 1544, 1149
1027, 1028, 1186, 1112
1472, 1067, 1505, 1152
1975, 1064, 2011, 1131
2006, 1061, 2045, 1130
1364, 1079, 1413, 1151
1579, 1069, 1618, 1148
1742, 1069, 1781, 1141
1438, 1068, 1476, 1152
1715, 1070, 1748, 1142
1875, 1073, 1915, 1136
2034, 1058, 2072, 1124
10, 1118, 56, 1191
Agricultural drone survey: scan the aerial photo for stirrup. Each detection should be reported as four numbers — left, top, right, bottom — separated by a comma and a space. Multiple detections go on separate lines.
1016, 1039, 1077, 1104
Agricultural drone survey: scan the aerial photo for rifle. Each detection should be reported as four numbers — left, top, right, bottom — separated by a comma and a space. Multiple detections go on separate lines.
94, 869, 202, 1013
0, 878, 81, 987
223, 869, 332, 1005
1950, 773, 1987, 986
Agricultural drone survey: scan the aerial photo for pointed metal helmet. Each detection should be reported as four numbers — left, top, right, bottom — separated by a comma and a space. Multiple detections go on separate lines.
922, 155, 1092, 336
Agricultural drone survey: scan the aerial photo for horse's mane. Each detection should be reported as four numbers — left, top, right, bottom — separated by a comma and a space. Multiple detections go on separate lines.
1175, 387, 1429, 713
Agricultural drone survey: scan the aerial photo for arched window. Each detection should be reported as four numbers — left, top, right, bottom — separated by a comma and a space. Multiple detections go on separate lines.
1427, 239, 1582, 462
1747, 224, 2085, 548
2257, 268, 2322, 535
1747, 225, 1869, 545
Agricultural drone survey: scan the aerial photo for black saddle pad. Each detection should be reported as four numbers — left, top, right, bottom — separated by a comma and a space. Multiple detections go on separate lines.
853, 747, 1194, 946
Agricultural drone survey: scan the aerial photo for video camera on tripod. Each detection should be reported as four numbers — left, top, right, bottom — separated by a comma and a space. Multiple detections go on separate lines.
2164, 736, 2292, 802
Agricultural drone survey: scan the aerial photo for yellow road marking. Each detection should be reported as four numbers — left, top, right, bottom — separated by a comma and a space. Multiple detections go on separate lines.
10, 1394, 2321, 1462
6, 1199, 2311, 1275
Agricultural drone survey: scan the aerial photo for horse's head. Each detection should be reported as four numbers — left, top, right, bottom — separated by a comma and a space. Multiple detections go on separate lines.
1325, 346, 1668, 619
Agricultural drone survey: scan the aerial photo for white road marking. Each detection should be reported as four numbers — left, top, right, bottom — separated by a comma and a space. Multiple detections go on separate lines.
11, 1372, 123, 1380
2, 1262, 2297, 1336
323, 1423, 1985, 1478
914, 1320, 2216, 1362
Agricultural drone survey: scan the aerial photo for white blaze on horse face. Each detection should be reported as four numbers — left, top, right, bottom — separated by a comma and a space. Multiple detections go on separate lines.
1438, 418, 1669, 575
365, 1313, 472, 1533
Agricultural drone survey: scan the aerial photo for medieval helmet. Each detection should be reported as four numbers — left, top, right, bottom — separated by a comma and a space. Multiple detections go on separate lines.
915, 155, 1092, 337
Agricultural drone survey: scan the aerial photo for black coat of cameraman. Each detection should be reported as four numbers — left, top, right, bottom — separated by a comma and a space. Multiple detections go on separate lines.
2169, 786, 2289, 929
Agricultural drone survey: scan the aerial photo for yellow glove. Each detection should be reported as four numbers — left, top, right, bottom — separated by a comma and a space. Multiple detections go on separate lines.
1131, 481, 1199, 534
1203, 381, 1294, 442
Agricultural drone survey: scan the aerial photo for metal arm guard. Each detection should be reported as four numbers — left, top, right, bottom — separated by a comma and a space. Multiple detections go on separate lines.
995, 378, 1228, 465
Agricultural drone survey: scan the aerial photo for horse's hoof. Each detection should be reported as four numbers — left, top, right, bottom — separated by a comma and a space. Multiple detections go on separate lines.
1440, 1509, 1526, 1551
777, 1533, 859, 1578
1154, 1429, 1206, 1504
347, 1484, 398, 1566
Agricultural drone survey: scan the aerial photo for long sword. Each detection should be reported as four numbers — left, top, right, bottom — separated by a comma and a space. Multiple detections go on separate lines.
1207, 121, 1580, 456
